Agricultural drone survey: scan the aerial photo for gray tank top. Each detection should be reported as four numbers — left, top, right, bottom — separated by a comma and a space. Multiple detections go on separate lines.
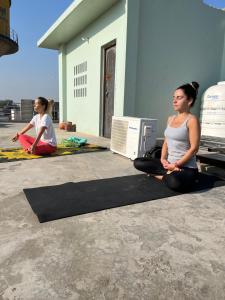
164, 115, 197, 168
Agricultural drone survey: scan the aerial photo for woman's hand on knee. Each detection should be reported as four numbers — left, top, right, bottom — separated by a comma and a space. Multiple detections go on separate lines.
12, 133, 19, 142
26, 144, 36, 154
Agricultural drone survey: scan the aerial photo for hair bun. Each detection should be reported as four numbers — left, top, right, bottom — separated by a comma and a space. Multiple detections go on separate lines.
48, 98, 54, 104
191, 81, 199, 91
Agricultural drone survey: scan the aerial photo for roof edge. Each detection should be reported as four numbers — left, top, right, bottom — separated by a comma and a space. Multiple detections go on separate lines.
37, 0, 121, 50
37, 0, 84, 49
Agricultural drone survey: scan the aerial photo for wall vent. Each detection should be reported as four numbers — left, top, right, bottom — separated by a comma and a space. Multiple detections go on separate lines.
74, 61, 87, 99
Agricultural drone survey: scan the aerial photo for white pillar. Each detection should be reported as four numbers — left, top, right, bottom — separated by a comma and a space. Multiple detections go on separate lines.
58, 45, 67, 122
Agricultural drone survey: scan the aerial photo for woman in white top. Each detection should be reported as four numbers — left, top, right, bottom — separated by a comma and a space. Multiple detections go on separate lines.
134, 81, 201, 191
12, 97, 57, 155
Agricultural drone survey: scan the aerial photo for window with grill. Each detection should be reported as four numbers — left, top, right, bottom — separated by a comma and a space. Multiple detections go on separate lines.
74, 61, 87, 99
0, 8, 6, 19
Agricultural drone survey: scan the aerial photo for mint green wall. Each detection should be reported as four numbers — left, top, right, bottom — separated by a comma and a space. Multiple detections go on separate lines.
220, 29, 225, 80
123, 0, 140, 116
133, 0, 225, 136
62, 0, 127, 135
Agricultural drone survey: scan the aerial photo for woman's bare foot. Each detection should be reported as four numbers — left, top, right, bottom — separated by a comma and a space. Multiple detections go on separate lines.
147, 173, 163, 180
153, 175, 163, 180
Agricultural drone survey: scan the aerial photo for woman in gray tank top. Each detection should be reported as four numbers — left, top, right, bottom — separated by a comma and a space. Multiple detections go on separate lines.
134, 81, 201, 192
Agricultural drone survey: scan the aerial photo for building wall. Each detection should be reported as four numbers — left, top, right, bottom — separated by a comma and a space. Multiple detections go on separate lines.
0, 0, 10, 37
133, 0, 225, 136
123, 0, 140, 116
60, 0, 127, 135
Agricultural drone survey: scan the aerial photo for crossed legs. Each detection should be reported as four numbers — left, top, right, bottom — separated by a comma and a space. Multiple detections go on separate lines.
134, 157, 198, 192
18, 134, 56, 155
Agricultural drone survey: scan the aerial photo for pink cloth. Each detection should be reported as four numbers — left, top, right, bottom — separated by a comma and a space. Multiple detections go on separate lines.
18, 134, 56, 155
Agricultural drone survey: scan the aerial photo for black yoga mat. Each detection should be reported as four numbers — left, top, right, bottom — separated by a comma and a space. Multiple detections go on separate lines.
23, 173, 225, 223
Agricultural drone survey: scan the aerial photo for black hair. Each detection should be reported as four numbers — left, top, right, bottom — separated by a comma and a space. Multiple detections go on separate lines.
176, 81, 200, 107
37, 96, 48, 112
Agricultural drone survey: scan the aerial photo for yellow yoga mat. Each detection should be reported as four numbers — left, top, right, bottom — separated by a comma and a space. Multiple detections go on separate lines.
0, 144, 108, 163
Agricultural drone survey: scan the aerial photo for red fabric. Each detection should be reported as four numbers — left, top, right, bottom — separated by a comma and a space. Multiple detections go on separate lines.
18, 134, 56, 155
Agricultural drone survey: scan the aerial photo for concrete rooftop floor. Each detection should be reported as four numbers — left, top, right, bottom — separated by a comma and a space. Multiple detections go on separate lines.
0, 122, 225, 300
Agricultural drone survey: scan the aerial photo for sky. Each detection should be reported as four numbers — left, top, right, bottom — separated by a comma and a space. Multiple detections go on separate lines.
203, 0, 225, 9
0, 0, 74, 102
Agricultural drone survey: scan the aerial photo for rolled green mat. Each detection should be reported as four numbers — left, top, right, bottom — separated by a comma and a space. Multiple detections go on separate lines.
61, 139, 80, 147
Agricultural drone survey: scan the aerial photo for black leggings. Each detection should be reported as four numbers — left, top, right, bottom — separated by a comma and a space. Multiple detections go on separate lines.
134, 157, 199, 192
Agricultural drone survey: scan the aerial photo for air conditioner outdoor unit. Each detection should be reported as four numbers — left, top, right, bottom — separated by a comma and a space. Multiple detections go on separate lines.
110, 116, 157, 160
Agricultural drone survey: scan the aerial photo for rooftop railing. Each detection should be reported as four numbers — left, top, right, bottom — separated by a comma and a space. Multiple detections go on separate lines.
0, 23, 18, 44
9, 28, 18, 44
0, 25, 19, 56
